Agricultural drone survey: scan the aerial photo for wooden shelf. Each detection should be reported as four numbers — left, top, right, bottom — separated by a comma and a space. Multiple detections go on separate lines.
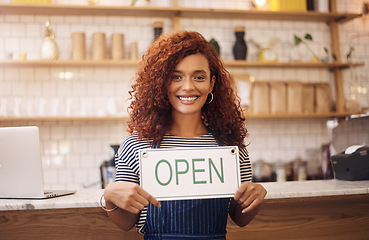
0, 112, 358, 122
0, 59, 139, 67
246, 112, 357, 119
0, 116, 129, 122
0, 3, 362, 23
223, 61, 364, 69
178, 8, 362, 23
0, 60, 363, 69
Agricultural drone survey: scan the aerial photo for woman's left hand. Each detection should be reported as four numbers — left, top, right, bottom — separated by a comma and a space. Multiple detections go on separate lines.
233, 182, 267, 214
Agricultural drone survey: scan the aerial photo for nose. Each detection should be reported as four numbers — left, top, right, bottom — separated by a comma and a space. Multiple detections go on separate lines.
182, 77, 195, 91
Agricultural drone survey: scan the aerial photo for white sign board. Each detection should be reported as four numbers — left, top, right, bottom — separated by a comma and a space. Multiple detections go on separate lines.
139, 146, 240, 201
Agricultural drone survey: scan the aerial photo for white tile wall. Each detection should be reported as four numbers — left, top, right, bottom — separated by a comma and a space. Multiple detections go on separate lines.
0, 0, 368, 189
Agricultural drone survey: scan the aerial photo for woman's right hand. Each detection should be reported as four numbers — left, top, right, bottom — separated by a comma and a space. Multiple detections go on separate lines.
104, 182, 161, 214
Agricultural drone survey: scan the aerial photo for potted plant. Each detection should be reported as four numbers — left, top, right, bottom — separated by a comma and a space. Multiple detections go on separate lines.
294, 33, 337, 63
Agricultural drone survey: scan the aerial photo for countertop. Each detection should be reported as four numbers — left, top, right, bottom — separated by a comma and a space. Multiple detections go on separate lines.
1, 179, 369, 211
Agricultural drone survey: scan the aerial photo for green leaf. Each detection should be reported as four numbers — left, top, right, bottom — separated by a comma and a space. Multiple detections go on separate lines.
304, 33, 313, 41
332, 53, 337, 61
324, 47, 328, 54
294, 35, 302, 46
209, 38, 220, 55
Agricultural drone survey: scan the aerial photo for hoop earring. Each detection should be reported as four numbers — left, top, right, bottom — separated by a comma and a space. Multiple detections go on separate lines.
206, 92, 214, 104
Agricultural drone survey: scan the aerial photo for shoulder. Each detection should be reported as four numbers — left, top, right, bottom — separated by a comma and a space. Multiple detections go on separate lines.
116, 133, 150, 162
239, 147, 249, 161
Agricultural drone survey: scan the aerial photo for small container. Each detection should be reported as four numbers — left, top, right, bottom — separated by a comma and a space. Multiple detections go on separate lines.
110, 33, 125, 60
72, 32, 86, 60
130, 42, 138, 60
274, 162, 287, 182
291, 158, 307, 181
252, 160, 273, 182
92, 33, 106, 60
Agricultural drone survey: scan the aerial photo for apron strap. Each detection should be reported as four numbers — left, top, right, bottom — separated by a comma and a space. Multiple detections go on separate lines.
151, 131, 224, 149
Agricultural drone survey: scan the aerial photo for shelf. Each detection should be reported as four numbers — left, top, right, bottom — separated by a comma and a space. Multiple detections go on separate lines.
0, 116, 129, 122
223, 61, 364, 69
246, 112, 357, 119
0, 112, 358, 122
0, 60, 363, 69
0, 3, 362, 23
179, 8, 362, 23
0, 59, 139, 67
0, 4, 178, 18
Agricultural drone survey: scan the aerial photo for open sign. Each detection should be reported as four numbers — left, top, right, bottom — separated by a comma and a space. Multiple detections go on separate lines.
139, 146, 240, 201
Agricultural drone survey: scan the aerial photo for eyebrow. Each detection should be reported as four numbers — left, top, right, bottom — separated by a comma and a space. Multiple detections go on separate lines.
173, 70, 208, 74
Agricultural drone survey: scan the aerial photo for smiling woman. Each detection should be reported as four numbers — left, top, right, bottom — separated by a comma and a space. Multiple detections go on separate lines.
128, 31, 247, 147
103, 31, 267, 239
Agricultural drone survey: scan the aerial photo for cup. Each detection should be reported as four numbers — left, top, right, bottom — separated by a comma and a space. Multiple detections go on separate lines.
19, 53, 27, 60
92, 33, 106, 60
111, 33, 125, 60
72, 32, 86, 60
130, 42, 138, 60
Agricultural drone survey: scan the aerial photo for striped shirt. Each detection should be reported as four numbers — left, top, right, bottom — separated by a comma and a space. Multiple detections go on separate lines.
115, 133, 252, 234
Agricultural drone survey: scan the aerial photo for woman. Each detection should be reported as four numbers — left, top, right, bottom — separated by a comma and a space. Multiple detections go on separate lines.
103, 31, 267, 239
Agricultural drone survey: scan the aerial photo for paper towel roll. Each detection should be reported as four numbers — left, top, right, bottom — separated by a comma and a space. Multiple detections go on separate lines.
345, 145, 365, 154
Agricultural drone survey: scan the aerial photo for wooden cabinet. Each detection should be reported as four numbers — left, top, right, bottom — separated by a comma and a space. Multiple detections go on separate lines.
1, 194, 369, 239
0, 1, 363, 121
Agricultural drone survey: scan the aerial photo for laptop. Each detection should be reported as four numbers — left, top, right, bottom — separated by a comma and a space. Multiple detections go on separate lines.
0, 126, 75, 199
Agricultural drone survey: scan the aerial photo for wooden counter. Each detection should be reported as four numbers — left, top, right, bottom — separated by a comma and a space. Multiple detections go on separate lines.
1, 180, 369, 239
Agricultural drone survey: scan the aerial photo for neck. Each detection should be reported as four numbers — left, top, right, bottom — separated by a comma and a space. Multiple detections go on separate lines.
170, 112, 208, 138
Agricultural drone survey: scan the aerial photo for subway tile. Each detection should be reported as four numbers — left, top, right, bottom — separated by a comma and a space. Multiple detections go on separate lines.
4, 15, 19, 23
58, 169, 74, 184
73, 169, 89, 184
80, 154, 97, 168
65, 155, 81, 169
50, 15, 65, 24
4, 38, 19, 53
19, 15, 34, 23
43, 169, 59, 184
65, 16, 80, 24
19, 38, 35, 52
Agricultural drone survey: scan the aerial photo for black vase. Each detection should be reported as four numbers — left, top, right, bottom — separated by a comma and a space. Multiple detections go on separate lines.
233, 31, 247, 60
153, 21, 163, 41
154, 27, 162, 41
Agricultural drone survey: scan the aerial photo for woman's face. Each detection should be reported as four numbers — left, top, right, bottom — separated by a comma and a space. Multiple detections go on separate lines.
168, 53, 215, 118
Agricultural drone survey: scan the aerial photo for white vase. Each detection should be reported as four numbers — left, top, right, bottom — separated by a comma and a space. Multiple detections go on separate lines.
41, 37, 59, 60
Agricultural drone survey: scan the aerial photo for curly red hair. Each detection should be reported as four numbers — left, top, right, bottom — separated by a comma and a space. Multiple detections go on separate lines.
127, 31, 247, 148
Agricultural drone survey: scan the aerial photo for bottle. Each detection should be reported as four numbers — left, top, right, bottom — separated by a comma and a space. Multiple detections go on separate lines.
107, 145, 120, 184
291, 157, 307, 181
322, 144, 335, 179
233, 26, 247, 60
40, 20, 59, 60
153, 21, 163, 41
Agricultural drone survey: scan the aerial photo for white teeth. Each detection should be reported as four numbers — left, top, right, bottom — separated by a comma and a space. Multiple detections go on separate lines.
179, 96, 197, 101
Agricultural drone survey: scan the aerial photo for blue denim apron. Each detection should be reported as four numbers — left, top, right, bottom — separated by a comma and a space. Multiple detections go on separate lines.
144, 139, 230, 240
